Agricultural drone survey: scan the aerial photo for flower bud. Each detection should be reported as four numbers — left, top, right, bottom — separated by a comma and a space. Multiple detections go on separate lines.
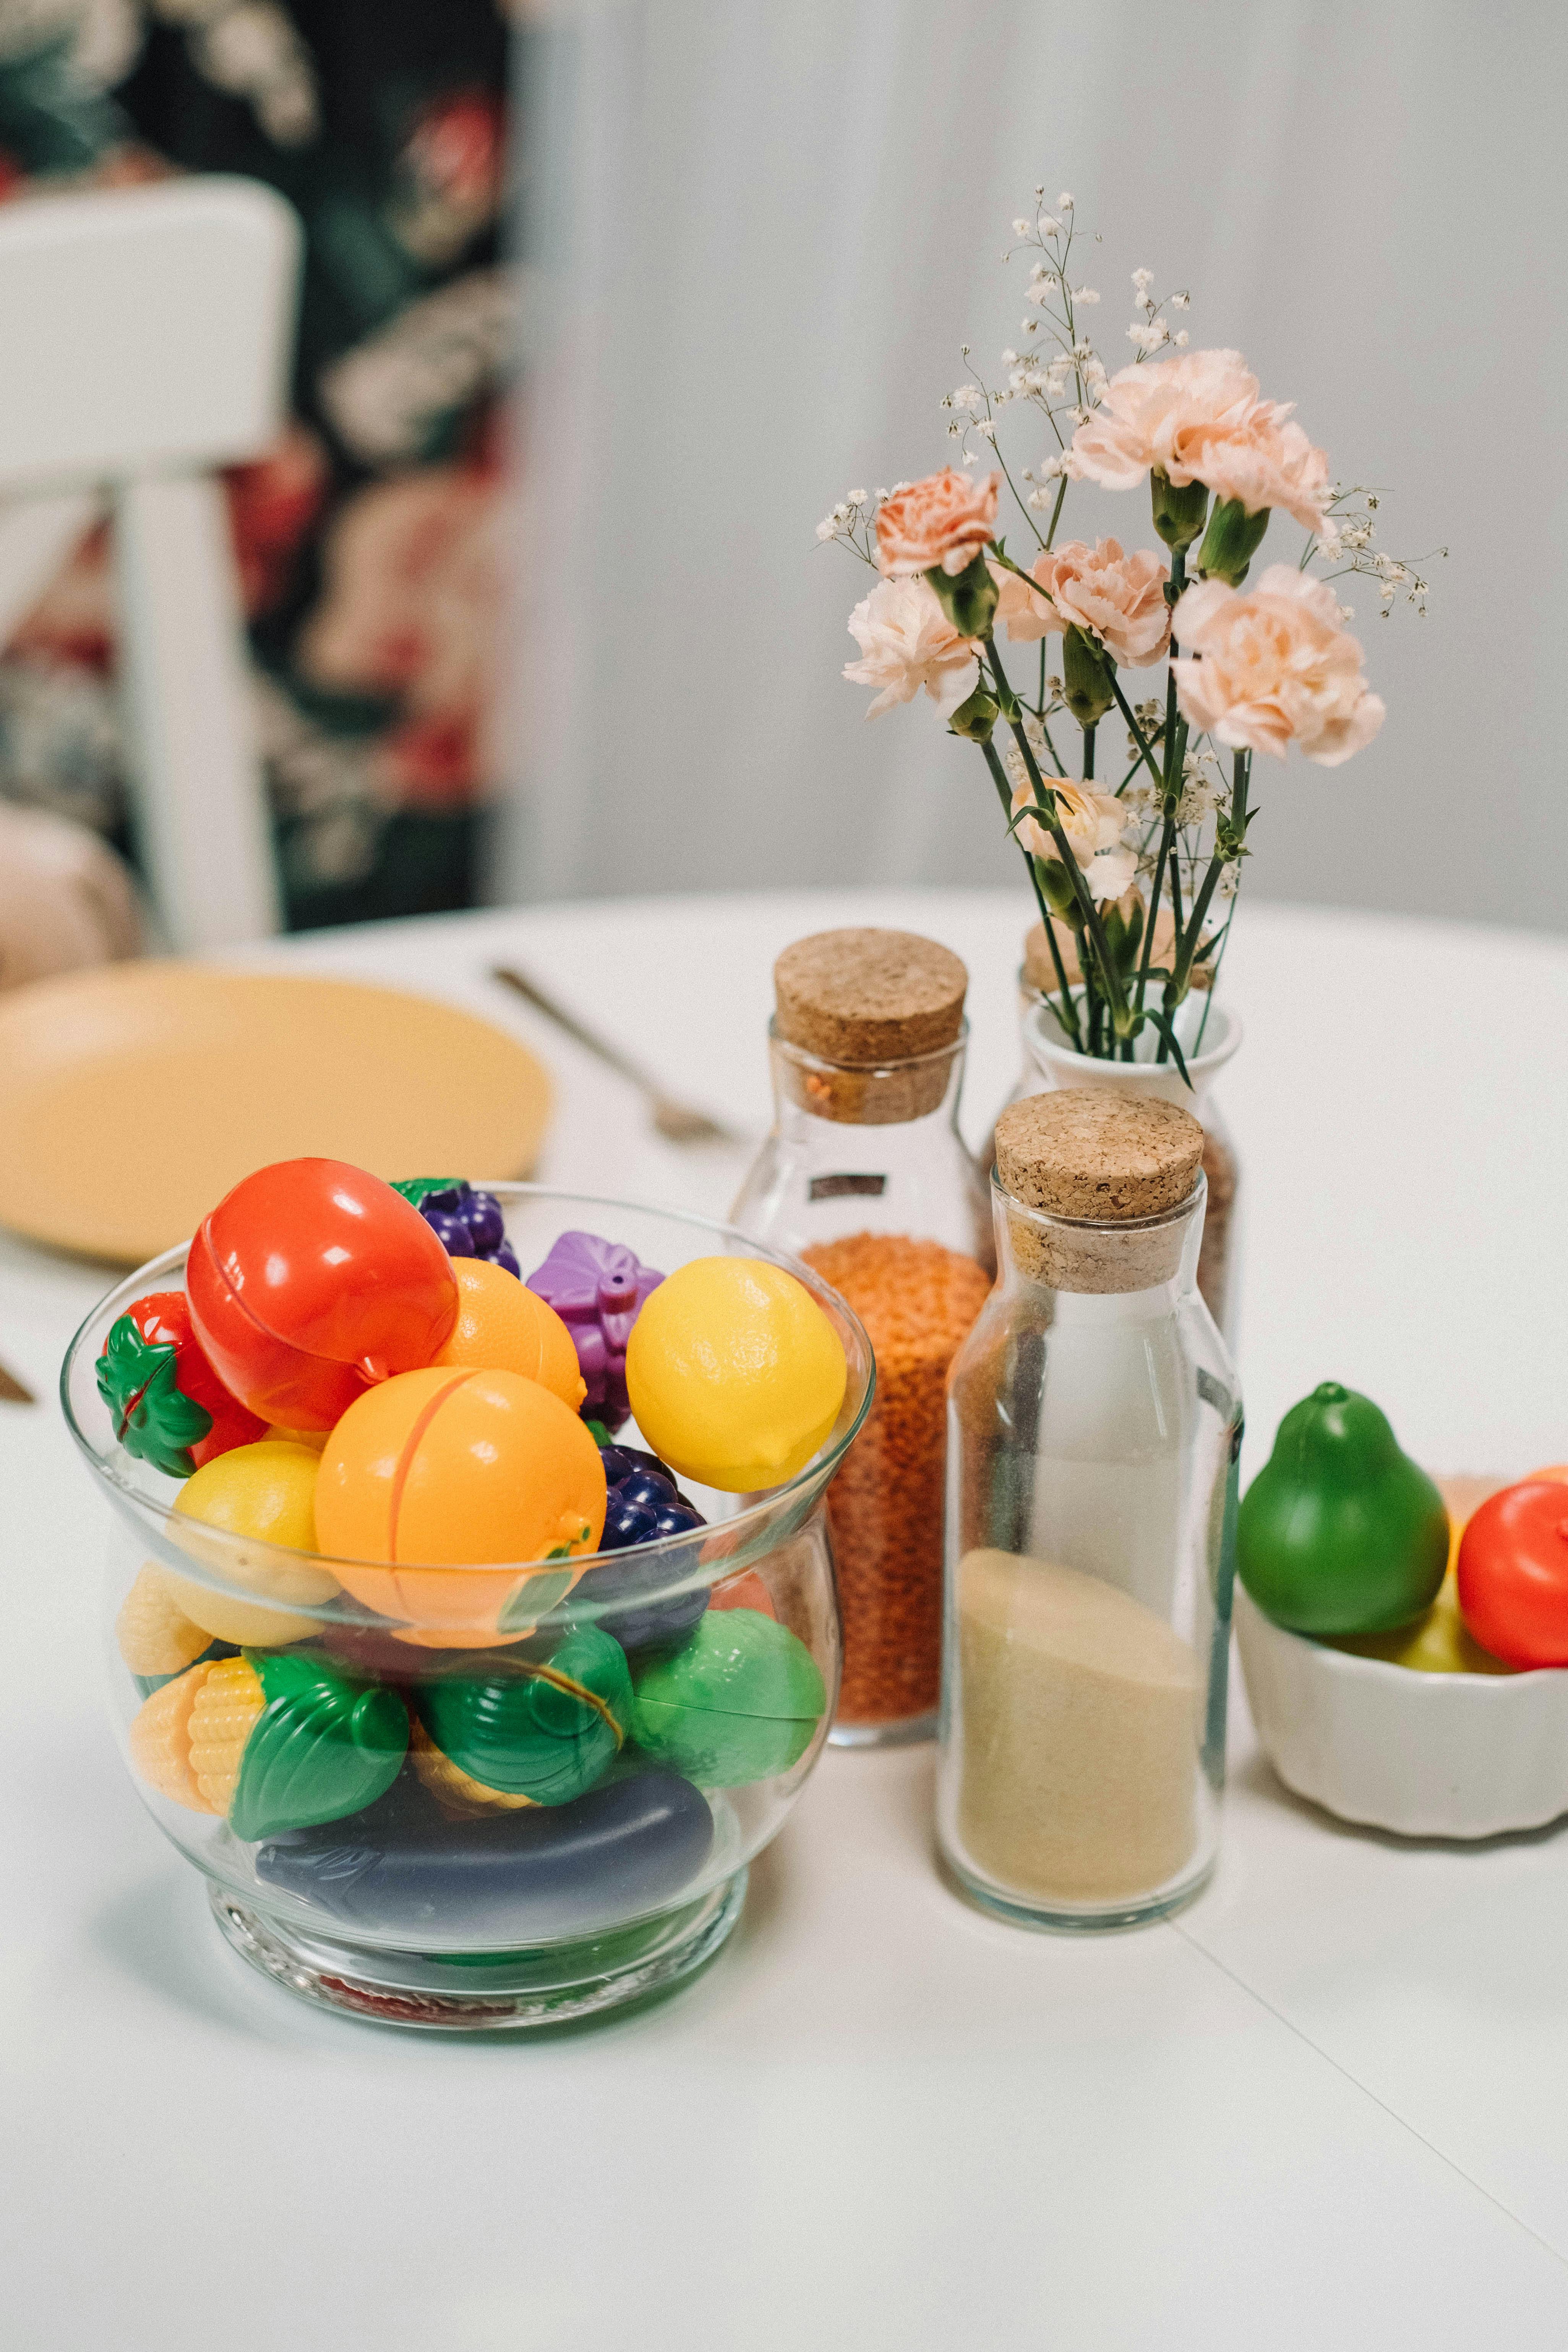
1150, 467, 1209, 552
1195, 496, 1271, 587
924, 551, 1000, 640
1062, 624, 1115, 729
947, 684, 999, 741
1034, 855, 1080, 917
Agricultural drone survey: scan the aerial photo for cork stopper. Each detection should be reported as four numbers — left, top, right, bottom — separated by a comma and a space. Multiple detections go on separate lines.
994, 1090, 1204, 1291
775, 930, 967, 1063
773, 929, 968, 1125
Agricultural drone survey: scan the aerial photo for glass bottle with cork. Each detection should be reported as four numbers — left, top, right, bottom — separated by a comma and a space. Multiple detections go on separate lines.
731, 928, 992, 1745
937, 1088, 1241, 1929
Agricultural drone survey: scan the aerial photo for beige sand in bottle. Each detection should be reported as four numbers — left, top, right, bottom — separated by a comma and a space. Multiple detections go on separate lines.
956, 1548, 1202, 1903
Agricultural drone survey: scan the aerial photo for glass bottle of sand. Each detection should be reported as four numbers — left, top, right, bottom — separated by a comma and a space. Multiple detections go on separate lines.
731, 928, 992, 1744
936, 1089, 1241, 1929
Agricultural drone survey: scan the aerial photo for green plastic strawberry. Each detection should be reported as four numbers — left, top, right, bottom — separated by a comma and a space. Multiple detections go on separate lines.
97, 1292, 265, 1478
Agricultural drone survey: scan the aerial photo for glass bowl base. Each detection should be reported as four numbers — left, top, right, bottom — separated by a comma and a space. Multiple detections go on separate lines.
208, 1870, 748, 2030
829, 1708, 936, 1749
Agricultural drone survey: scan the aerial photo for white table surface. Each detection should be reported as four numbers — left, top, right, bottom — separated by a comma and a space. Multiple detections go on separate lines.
5, 886, 1568, 2350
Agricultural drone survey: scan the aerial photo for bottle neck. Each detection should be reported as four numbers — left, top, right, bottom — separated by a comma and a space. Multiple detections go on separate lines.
768, 1019, 969, 1133
991, 1169, 1207, 1307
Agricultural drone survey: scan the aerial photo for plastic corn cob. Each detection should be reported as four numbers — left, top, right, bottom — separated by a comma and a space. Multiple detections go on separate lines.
126, 1649, 410, 1840
127, 1662, 219, 1813
410, 1718, 536, 1817
186, 1655, 268, 1815
116, 1563, 216, 1679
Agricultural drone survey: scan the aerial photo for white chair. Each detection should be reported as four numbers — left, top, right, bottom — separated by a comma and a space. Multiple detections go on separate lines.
0, 177, 302, 949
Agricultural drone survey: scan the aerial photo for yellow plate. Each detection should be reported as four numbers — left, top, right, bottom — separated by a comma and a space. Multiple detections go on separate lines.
0, 963, 552, 1265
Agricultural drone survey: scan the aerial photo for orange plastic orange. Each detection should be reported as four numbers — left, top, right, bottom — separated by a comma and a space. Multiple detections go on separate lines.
315, 1367, 606, 1646
428, 1258, 586, 1411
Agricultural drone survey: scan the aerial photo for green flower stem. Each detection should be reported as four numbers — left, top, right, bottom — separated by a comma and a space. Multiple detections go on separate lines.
1156, 750, 1248, 1061
1044, 475, 1068, 550
979, 735, 1084, 1051
984, 632, 1131, 1040
1106, 671, 1164, 793
1082, 722, 1096, 781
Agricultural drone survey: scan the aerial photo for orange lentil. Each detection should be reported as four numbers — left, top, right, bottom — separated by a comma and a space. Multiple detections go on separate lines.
802, 1233, 992, 1727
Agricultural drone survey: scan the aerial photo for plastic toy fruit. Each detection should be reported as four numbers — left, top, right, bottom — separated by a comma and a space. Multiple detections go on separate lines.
1457, 1479, 1568, 1668
1331, 1479, 1513, 1674
429, 1257, 586, 1410
392, 1178, 521, 1276
168, 1439, 342, 1645
626, 1257, 848, 1493
116, 1561, 223, 1682
565, 1445, 710, 1652
631, 1608, 826, 1784
1237, 1382, 1448, 1635
96, 1292, 267, 1477
410, 1628, 633, 1812
526, 1230, 664, 1429
128, 1649, 409, 1838
314, 1366, 607, 1646
186, 1157, 458, 1431
255, 1766, 715, 1939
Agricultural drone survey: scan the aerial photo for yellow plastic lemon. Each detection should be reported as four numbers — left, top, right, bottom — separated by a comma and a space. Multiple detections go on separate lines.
167, 1439, 340, 1645
626, 1256, 847, 1493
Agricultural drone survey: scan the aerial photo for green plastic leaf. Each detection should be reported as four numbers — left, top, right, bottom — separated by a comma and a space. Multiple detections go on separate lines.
96, 1314, 213, 1479
414, 1627, 632, 1805
229, 1650, 409, 1842
390, 1176, 463, 1209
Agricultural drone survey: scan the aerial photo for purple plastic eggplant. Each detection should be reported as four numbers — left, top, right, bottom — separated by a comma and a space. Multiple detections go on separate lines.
525, 1230, 664, 1429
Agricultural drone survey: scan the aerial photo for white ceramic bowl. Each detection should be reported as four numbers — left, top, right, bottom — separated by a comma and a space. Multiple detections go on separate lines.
1235, 1586, 1568, 1839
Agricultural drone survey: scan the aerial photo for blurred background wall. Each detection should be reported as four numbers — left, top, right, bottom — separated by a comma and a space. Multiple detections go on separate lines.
500, 0, 1567, 933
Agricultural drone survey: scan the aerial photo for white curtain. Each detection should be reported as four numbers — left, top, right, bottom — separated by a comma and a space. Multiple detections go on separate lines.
496, 0, 1567, 933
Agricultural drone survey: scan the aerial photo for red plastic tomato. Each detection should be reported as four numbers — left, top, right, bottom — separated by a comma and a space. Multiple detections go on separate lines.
100, 1290, 268, 1470
1456, 1479, 1568, 1668
185, 1158, 459, 1431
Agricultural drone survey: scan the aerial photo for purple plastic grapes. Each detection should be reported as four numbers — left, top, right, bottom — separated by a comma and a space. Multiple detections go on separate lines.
525, 1230, 663, 1430
575, 1444, 708, 1653
392, 1179, 521, 1276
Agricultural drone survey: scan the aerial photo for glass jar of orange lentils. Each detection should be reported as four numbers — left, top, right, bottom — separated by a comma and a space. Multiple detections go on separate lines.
730, 929, 992, 1745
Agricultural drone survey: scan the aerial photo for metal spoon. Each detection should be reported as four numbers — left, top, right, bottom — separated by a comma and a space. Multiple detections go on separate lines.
491, 965, 743, 1145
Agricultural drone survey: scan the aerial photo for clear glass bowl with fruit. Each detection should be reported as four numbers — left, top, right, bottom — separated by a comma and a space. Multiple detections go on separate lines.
63, 1177, 872, 2029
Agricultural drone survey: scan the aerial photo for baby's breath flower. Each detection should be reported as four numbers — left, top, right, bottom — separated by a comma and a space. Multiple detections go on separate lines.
1073, 285, 1101, 305
1131, 266, 1154, 291
1171, 290, 1190, 310
1012, 218, 1033, 237
1058, 191, 1074, 210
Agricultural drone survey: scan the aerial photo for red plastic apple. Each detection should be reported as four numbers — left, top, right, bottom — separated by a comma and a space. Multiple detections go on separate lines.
1457, 1479, 1568, 1669
185, 1158, 459, 1431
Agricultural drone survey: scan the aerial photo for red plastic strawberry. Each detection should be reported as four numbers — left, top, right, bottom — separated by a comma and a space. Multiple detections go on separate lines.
97, 1291, 266, 1478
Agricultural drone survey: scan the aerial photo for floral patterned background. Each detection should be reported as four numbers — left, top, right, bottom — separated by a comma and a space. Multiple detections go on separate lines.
0, 0, 513, 929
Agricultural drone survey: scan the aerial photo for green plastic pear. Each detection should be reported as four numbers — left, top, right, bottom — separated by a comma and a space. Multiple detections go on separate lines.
1237, 1382, 1449, 1636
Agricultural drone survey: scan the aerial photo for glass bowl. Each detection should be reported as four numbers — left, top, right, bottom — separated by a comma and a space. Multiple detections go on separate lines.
63, 1187, 873, 2029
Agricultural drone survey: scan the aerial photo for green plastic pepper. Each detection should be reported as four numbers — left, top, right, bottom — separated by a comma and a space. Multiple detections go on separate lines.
1237, 1381, 1448, 1635
631, 1609, 826, 1787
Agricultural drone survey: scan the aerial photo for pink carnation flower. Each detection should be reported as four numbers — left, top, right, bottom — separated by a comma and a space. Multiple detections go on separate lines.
1182, 406, 1330, 531
994, 539, 1171, 665
1170, 566, 1385, 766
1012, 777, 1138, 902
843, 578, 978, 719
875, 469, 999, 577
1071, 349, 1330, 532
1070, 349, 1260, 491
